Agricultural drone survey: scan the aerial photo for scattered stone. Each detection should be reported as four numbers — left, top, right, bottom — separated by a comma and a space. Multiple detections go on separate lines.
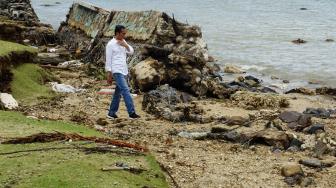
281, 163, 304, 177
303, 124, 325, 134
313, 140, 328, 157
284, 174, 303, 186
299, 158, 322, 168
299, 158, 334, 168
177, 131, 208, 140
283, 80, 290, 83
211, 125, 240, 133
279, 111, 301, 123
0, 93, 18, 110
287, 145, 300, 152
259, 87, 277, 93
285, 87, 316, 95
223, 64, 243, 74
301, 177, 314, 187
209, 129, 291, 149
303, 108, 330, 118
96, 118, 108, 126
226, 116, 250, 126
297, 114, 312, 129
292, 38, 307, 44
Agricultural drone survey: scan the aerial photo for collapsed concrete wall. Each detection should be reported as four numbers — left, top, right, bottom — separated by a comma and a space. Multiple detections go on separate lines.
58, 2, 235, 98
0, 0, 56, 45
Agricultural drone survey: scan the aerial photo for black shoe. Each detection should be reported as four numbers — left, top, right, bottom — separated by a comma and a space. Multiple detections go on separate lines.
107, 113, 118, 119
129, 113, 140, 119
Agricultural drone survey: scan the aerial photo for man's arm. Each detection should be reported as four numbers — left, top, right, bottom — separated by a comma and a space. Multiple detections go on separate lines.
105, 43, 113, 85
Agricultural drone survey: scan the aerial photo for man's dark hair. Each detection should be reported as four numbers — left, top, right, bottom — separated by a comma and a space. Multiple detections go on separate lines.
115, 25, 126, 35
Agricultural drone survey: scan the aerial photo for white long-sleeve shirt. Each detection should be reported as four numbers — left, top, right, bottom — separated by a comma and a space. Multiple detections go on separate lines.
105, 38, 134, 75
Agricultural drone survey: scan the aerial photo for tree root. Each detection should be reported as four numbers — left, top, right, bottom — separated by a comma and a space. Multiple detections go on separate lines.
1, 132, 148, 152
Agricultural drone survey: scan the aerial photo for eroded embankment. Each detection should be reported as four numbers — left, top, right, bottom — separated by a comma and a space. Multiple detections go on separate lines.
0, 40, 37, 92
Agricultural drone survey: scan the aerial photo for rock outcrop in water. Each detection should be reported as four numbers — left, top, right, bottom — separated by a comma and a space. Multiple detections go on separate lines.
58, 2, 235, 98
0, 0, 56, 45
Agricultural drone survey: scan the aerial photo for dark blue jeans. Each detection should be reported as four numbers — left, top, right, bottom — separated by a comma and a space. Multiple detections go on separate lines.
108, 73, 135, 116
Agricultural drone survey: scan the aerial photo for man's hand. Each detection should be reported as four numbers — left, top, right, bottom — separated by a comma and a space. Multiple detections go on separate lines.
107, 72, 113, 85
117, 40, 130, 51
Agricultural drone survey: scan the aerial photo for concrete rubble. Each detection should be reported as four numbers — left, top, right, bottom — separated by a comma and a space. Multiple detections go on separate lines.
57, 2, 234, 98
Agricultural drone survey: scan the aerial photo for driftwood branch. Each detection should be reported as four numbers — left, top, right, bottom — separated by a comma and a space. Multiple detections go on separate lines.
2, 132, 148, 152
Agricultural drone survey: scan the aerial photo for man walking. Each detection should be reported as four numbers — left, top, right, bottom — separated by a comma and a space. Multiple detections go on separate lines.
105, 25, 140, 119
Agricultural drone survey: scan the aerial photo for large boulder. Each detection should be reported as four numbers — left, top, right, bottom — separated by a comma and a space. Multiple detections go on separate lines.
142, 84, 210, 122
130, 57, 167, 91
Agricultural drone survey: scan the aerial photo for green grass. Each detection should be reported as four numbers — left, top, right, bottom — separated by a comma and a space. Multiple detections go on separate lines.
0, 40, 37, 58
11, 63, 56, 105
0, 111, 169, 188
0, 111, 104, 138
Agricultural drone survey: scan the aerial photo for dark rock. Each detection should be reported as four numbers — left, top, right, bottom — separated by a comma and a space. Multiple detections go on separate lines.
289, 138, 303, 149
287, 122, 299, 130
301, 177, 314, 187
209, 129, 291, 149
279, 111, 301, 123
244, 75, 262, 86
226, 116, 250, 126
260, 87, 277, 93
285, 87, 315, 95
297, 114, 312, 128
299, 158, 334, 168
316, 87, 336, 96
313, 140, 328, 157
287, 145, 300, 152
283, 80, 290, 83
299, 158, 322, 168
142, 85, 209, 123
284, 174, 303, 186
325, 39, 334, 42
303, 108, 330, 118
40, 4, 55, 7
303, 124, 325, 134
211, 125, 240, 133
292, 38, 307, 44
300, 8, 307, 10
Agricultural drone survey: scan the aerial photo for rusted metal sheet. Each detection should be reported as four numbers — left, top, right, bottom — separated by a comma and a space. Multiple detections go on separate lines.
67, 2, 109, 38
103, 10, 162, 41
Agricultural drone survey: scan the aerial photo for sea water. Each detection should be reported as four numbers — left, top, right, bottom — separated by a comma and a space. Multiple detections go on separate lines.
31, 0, 336, 88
